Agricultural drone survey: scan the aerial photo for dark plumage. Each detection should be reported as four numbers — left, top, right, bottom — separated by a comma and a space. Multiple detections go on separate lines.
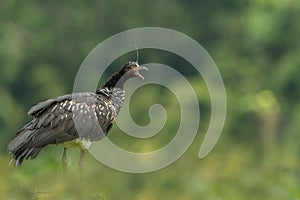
7, 61, 147, 167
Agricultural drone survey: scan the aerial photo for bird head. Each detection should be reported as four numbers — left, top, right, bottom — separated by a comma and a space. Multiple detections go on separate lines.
101, 61, 148, 89
122, 61, 148, 80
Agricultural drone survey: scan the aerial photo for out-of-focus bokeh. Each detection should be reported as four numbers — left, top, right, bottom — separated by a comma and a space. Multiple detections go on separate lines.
1, 1, 300, 199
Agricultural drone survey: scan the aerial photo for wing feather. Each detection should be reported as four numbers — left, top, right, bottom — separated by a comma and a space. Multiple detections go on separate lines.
8, 91, 118, 166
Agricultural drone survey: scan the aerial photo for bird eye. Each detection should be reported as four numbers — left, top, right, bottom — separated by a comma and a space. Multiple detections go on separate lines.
130, 65, 135, 69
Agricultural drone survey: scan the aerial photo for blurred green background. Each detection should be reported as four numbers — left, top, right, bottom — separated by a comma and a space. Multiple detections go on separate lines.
1, 0, 300, 199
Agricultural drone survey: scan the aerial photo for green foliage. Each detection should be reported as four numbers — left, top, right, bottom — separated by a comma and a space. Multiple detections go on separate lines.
1, 0, 300, 199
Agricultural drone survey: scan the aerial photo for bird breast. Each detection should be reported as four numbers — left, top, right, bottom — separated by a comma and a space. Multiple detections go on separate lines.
57, 138, 93, 150
111, 88, 125, 114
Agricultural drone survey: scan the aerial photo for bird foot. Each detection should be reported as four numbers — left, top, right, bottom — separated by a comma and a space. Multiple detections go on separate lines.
61, 148, 68, 173
79, 149, 87, 183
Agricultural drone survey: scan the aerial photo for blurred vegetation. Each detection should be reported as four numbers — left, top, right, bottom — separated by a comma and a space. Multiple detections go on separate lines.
1, 0, 300, 199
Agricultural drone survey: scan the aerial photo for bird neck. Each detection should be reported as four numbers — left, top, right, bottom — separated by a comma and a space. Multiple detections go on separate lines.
100, 69, 129, 90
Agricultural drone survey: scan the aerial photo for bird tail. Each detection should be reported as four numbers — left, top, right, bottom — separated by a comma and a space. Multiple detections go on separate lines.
7, 123, 43, 166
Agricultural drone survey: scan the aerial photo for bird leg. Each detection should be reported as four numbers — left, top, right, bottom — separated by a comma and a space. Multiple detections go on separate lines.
61, 147, 68, 173
79, 149, 87, 183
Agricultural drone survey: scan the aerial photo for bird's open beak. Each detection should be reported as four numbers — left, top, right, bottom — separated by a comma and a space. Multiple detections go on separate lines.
134, 66, 148, 80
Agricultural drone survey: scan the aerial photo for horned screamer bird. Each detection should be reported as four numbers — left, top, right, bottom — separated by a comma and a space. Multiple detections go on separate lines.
7, 61, 147, 175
